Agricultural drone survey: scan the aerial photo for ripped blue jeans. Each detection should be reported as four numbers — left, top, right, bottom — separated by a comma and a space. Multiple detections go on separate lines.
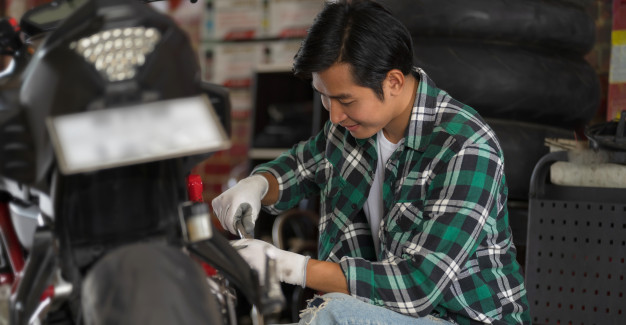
296, 293, 456, 325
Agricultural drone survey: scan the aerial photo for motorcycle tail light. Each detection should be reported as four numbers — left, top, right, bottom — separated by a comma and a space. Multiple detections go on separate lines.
71, 26, 161, 82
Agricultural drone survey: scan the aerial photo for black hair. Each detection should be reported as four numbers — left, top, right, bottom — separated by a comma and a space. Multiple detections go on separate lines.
293, 0, 414, 100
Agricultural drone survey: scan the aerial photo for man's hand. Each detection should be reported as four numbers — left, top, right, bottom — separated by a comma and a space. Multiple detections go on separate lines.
211, 175, 269, 235
232, 238, 310, 288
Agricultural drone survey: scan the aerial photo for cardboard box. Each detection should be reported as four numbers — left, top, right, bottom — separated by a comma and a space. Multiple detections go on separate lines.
203, 0, 265, 40
228, 88, 254, 119
168, 0, 205, 52
201, 41, 267, 87
266, 0, 323, 38
267, 39, 303, 66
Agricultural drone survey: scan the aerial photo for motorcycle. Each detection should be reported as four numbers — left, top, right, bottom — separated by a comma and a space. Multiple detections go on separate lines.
0, 0, 284, 324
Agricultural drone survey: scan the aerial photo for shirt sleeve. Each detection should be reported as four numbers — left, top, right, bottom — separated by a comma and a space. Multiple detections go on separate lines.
252, 121, 332, 214
339, 141, 506, 318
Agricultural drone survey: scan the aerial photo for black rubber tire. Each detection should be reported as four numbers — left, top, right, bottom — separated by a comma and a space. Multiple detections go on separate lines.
379, 0, 596, 55
486, 118, 575, 200
414, 39, 600, 127
81, 243, 223, 325
547, 0, 596, 10
507, 200, 529, 270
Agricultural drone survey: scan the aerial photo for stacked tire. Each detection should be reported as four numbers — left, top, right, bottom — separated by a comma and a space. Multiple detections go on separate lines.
379, 0, 600, 267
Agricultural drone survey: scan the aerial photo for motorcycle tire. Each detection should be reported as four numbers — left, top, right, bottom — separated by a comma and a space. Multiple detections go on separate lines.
507, 200, 529, 269
379, 0, 596, 55
414, 39, 600, 127
81, 243, 223, 325
486, 118, 576, 201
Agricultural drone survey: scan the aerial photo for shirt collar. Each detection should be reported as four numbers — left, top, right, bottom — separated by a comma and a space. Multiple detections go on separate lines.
353, 68, 439, 155
404, 67, 438, 152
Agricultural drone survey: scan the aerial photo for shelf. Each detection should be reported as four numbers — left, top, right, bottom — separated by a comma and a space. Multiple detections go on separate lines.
248, 148, 289, 160
254, 63, 293, 73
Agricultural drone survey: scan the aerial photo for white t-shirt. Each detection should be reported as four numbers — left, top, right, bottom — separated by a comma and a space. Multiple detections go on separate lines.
363, 129, 401, 257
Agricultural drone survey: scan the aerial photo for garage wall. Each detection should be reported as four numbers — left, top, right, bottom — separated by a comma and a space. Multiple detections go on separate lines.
2, 0, 616, 215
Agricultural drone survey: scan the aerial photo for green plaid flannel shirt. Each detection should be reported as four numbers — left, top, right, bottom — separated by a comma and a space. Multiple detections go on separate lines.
253, 68, 530, 324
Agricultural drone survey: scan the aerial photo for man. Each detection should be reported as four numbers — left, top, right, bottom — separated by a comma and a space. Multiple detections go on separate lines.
212, 1, 530, 324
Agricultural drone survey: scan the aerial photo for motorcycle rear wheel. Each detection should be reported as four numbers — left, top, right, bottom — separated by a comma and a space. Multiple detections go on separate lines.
81, 243, 224, 325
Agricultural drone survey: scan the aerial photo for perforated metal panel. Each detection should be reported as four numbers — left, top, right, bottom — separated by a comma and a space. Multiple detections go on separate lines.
526, 152, 626, 325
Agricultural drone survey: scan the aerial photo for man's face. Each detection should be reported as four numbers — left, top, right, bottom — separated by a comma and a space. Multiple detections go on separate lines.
312, 63, 401, 140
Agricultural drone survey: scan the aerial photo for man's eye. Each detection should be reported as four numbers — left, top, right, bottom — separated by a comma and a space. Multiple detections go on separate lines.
339, 101, 354, 106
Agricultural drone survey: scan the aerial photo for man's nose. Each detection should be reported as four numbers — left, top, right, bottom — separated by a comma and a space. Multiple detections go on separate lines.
327, 101, 347, 125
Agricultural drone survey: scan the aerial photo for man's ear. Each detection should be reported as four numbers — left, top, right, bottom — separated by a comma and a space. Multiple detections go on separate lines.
384, 69, 405, 97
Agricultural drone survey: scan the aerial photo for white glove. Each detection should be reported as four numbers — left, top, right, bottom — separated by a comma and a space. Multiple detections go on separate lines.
232, 238, 310, 288
211, 175, 269, 235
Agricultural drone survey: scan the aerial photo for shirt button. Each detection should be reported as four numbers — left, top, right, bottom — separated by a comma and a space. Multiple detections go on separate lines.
330, 238, 335, 243
351, 204, 357, 209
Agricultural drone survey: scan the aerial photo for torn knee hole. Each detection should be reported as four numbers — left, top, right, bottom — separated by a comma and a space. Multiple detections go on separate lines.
299, 296, 329, 324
